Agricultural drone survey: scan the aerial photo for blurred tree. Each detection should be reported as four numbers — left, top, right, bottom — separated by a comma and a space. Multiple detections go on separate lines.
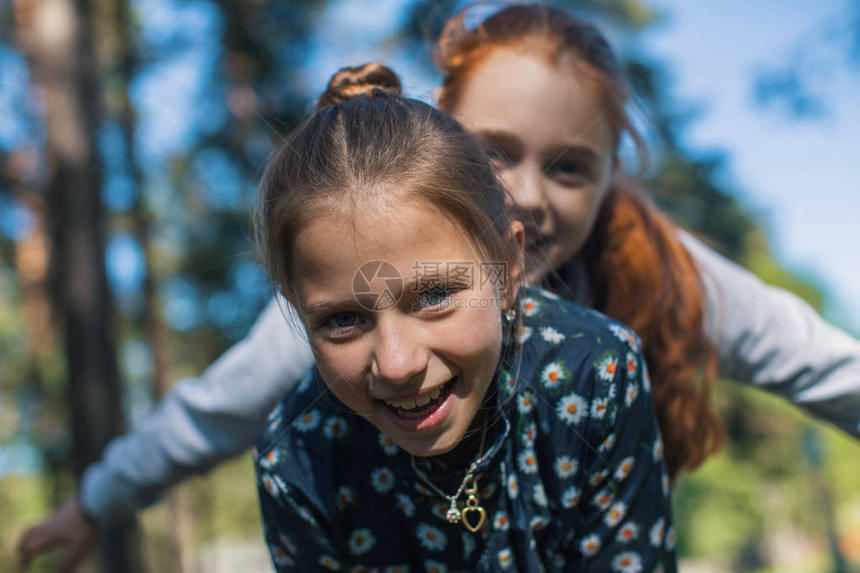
21, 0, 144, 570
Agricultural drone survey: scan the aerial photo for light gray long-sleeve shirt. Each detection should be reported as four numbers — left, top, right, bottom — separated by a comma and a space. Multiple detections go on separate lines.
78, 232, 860, 524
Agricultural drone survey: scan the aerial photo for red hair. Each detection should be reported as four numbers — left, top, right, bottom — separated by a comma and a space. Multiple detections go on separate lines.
436, 3, 723, 477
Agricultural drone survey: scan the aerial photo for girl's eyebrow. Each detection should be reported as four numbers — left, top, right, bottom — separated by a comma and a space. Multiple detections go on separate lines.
545, 144, 601, 165
474, 129, 522, 149
303, 300, 352, 318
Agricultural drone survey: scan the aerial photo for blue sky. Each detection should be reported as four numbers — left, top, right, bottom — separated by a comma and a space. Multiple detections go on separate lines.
644, 0, 860, 332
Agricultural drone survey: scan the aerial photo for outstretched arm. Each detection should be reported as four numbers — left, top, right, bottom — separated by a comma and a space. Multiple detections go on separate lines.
680, 231, 860, 438
16, 297, 314, 570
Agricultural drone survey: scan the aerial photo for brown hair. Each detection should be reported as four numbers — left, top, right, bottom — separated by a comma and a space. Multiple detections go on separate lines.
259, 63, 520, 313
436, 4, 723, 477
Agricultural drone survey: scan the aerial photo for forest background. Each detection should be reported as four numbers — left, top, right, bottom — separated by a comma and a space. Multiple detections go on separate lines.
0, 0, 859, 571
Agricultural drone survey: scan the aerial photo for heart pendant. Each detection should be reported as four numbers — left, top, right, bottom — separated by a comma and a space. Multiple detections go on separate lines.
461, 505, 486, 532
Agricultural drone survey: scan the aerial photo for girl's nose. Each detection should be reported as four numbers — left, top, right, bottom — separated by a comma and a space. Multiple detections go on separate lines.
505, 161, 547, 225
371, 315, 429, 385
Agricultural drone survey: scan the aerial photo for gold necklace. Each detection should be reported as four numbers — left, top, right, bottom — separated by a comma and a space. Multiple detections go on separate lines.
409, 428, 488, 533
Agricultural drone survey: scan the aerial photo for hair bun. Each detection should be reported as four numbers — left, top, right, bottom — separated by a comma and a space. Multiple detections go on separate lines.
317, 63, 403, 110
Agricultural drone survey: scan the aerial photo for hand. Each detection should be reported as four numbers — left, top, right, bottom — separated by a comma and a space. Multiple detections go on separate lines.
16, 498, 98, 572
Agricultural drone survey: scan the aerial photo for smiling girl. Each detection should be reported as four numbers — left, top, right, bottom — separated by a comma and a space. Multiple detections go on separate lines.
253, 64, 674, 572
17, 4, 860, 571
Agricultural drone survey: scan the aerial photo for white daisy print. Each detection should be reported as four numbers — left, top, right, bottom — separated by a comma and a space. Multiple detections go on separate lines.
497, 548, 514, 570
371, 467, 395, 493
540, 326, 565, 344
541, 361, 569, 389
278, 533, 296, 555
541, 289, 560, 300
294, 409, 321, 432
653, 435, 664, 461
533, 483, 548, 506
592, 488, 614, 510
604, 501, 627, 527
261, 473, 287, 499
324, 416, 347, 440
378, 433, 399, 456
318, 555, 340, 570
590, 397, 609, 419
530, 515, 549, 531
649, 517, 666, 547
626, 351, 638, 377
415, 483, 432, 497
662, 474, 670, 496
416, 523, 447, 551
521, 296, 540, 317
266, 403, 283, 431
625, 382, 639, 407
258, 448, 279, 470
554, 455, 578, 478
579, 533, 601, 557
561, 485, 581, 508
642, 367, 652, 393
611, 551, 643, 573
507, 472, 519, 499
335, 486, 354, 509
617, 522, 639, 544
614, 456, 635, 481
297, 372, 313, 392
395, 493, 415, 517
522, 422, 537, 445
551, 552, 566, 569
609, 323, 639, 351
517, 326, 533, 344
383, 566, 408, 573
494, 511, 510, 531
424, 560, 447, 573
666, 526, 676, 550
272, 548, 294, 568
517, 449, 539, 474
557, 391, 587, 426
596, 355, 619, 382
348, 528, 376, 556
297, 505, 316, 526
517, 391, 536, 414
599, 433, 617, 453
589, 468, 610, 487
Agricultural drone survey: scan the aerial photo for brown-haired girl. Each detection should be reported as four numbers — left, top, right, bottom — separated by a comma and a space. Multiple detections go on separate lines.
18, 5, 860, 571
254, 63, 674, 572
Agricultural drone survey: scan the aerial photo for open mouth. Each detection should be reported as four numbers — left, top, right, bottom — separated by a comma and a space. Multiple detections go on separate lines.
382, 377, 456, 420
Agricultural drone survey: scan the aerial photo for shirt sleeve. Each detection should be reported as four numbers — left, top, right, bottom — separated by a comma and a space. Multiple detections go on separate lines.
255, 446, 348, 572
79, 297, 315, 524
568, 332, 677, 573
679, 231, 860, 437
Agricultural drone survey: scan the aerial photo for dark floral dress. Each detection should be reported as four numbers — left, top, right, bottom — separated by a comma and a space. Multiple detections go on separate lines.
254, 287, 676, 572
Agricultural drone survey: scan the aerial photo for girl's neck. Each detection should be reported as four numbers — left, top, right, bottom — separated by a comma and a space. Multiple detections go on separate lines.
434, 408, 496, 469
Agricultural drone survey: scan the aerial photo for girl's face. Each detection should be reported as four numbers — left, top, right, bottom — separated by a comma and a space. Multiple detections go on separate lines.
290, 199, 521, 457
450, 50, 617, 284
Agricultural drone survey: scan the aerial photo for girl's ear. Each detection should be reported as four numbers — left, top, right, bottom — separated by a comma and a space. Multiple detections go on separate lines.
506, 219, 525, 303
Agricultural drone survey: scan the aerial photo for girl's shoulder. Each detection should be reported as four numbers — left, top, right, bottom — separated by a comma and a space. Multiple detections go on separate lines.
253, 369, 338, 460
509, 287, 647, 423
518, 286, 641, 357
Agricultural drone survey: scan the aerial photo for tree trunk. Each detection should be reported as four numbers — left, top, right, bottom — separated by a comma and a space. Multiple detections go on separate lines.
27, 0, 145, 570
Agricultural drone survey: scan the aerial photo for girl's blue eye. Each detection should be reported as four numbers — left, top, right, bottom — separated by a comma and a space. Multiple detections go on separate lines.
552, 159, 583, 176
326, 312, 362, 329
412, 287, 453, 311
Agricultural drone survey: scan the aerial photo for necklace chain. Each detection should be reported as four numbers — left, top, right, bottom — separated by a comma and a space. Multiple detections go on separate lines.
410, 426, 489, 527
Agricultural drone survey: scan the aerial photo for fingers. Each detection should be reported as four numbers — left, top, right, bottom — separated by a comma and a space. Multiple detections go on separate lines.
17, 523, 60, 570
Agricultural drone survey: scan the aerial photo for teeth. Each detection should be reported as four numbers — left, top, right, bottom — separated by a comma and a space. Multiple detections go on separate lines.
384, 387, 443, 410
